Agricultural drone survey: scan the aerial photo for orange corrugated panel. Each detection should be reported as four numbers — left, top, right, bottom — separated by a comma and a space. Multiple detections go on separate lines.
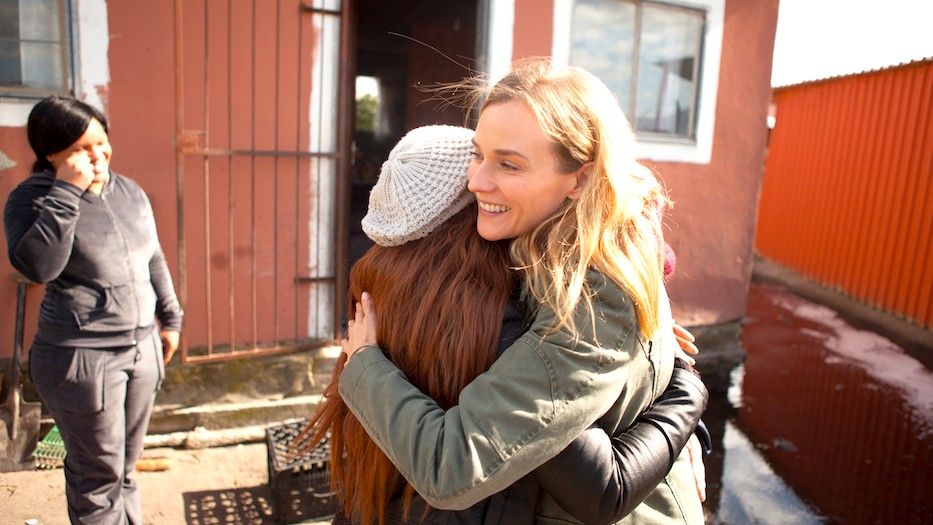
757, 59, 933, 328
908, 75, 933, 326
882, 67, 924, 315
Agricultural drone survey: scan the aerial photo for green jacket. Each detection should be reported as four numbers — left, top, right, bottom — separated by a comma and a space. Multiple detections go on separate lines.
339, 270, 704, 524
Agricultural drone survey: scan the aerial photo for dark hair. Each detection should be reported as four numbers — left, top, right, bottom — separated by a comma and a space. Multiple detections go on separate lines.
299, 204, 515, 525
27, 95, 109, 173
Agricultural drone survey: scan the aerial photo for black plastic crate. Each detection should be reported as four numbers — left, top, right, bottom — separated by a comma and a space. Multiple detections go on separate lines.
266, 419, 337, 523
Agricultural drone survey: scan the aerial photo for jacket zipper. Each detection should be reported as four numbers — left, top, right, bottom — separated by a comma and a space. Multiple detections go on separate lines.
101, 185, 141, 340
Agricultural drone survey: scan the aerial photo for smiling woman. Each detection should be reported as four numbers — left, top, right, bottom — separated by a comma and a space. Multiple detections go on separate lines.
469, 100, 584, 242
300, 122, 707, 525
338, 59, 706, 524
4, 95, 183, 524
41, 118, 112, 195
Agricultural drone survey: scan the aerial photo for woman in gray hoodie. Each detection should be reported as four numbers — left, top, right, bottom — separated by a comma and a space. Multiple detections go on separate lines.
4, 96, 183, 525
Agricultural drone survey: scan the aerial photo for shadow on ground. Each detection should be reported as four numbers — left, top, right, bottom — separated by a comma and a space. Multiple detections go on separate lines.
183, 485, 278, 525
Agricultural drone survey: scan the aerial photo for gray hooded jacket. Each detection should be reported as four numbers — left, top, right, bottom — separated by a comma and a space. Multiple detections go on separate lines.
4, 170, 183, 348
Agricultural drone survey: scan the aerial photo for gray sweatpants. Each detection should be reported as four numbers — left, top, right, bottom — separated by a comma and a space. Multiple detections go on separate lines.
29, 328, 164, 525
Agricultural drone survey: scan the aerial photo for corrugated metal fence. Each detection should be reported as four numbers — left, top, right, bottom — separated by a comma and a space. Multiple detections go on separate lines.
755, 59, 933, 329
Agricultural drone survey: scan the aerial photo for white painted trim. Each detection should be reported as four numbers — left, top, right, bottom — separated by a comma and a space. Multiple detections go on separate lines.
551, 0, 724, 165
307, 13, 341, 339
551, 0, 572, 67
0, 0, 110, 127
485, 0, 515, 83
74, 0, 110, 111
0, 98, 35, 127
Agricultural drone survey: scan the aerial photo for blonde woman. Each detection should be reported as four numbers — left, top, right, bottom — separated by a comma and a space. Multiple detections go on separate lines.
342, 59, 704, 524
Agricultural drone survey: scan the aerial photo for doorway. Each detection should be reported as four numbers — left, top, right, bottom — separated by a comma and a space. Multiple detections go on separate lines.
347, 0, 482, 267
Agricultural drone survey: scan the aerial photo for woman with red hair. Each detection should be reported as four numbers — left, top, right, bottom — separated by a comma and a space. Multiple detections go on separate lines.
340, 60, 708, 524
303, 124, 706, 524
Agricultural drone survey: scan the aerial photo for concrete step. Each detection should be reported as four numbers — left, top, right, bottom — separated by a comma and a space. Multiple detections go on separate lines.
144, 346, 340, 445
148, 393, 323, 434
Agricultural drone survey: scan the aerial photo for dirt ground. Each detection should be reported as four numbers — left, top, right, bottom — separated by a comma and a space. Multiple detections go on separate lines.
0, 442, 332, 525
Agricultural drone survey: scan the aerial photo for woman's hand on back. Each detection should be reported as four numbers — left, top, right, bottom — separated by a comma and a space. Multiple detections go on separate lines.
673, 322, 698, 365
686, 434, 707, 502
342, 292, 378, 361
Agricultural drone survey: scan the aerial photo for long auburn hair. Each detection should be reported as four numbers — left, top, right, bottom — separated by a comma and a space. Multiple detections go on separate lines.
300, 203, 514, 525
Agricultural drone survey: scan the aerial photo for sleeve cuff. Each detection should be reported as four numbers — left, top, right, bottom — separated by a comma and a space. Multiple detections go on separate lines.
49, 179, 85, 203
338, 345, 390, 402
159, 320, 183, 332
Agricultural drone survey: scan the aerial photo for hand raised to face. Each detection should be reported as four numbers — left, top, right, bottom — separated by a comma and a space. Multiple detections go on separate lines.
54, 150, 96, 191
46, 117, 112, 193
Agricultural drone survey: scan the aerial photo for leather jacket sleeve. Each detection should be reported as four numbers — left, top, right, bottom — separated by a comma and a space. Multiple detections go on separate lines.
534, 365, 708, 524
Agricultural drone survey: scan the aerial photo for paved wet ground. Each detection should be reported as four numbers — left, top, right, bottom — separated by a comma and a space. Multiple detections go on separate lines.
701, 282, 933, 525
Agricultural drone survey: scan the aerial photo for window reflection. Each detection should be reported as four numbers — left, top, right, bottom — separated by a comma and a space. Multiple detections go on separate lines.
0, 0, 69, 93
636, 4, 702, 136
570, 0, 704, 140
570, 0, 636, 113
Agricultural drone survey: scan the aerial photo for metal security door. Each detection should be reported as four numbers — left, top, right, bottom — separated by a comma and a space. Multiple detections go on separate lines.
173, 0, 349, 363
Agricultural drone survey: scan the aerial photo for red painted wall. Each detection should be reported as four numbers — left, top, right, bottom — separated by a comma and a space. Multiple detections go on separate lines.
3, 1, 334, 362
0, 3, 179, 360
2, 0, 779, 361
0, 128, 42, 358
513, 0, 553, 60
107, 1, 179, 281
655, 0, 779, 326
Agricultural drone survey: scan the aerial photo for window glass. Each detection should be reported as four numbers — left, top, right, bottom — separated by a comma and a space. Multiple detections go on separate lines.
570, 0, 636, 113
0, 0, 18, 37
570, 0, 704, 140
635, 3, 702, 136
0, 0, 69, 93
20, 0, 60, 41
0, 40, 19, 86
312, 0, 341, 10
21, 41, 62, 89
0, 0, 23, 86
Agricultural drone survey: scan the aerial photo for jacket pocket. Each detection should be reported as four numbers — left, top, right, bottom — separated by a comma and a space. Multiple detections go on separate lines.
56, 284, 101, 328
61, 283, 137, 332
30, 345, 107, 414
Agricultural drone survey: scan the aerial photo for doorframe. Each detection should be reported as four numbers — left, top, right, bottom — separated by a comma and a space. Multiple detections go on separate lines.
171, 0, 354, 364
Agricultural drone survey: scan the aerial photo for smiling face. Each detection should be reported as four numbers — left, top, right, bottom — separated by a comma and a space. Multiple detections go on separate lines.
46, 118, 112, 187
468, 101, 583, 241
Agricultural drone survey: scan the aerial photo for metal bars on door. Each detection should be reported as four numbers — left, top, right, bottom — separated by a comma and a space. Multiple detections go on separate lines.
173, 0, 347, 363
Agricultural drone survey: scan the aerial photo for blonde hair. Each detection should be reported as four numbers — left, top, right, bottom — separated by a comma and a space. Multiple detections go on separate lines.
481, 58, 668, 338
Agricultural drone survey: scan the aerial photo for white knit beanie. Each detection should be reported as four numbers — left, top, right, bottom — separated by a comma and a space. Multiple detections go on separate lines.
362, 125, 475, 246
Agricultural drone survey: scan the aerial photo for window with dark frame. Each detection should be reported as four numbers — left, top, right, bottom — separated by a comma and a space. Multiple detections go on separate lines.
570, 0, 705, 140
0, 0, 72, 96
